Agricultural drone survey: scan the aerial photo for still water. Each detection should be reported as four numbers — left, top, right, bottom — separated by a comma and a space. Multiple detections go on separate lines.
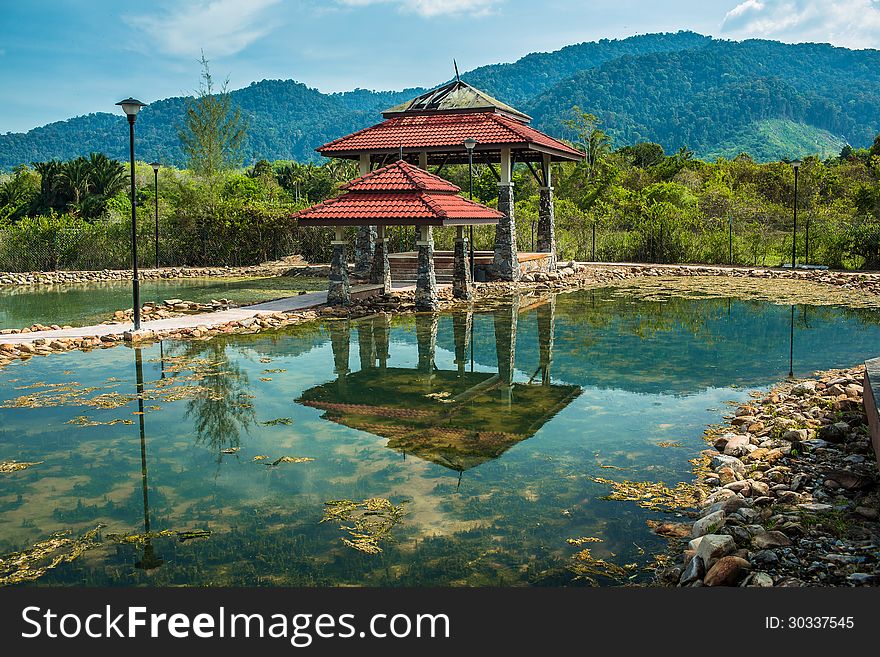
1, 286, 878, 586
0, 276, 326, 330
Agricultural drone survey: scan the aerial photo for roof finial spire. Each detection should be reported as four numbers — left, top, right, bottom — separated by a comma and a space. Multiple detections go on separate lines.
453, 59, 460, 82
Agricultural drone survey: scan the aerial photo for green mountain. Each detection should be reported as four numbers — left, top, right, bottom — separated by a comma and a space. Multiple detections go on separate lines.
704, 119, 848, 162
1, 32, 878, 169
526, 38, 880, 160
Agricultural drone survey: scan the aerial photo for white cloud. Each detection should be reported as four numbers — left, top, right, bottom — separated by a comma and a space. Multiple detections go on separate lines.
336, 0, 500, 18
721, 0, 880, 48
125, 0, 281, 57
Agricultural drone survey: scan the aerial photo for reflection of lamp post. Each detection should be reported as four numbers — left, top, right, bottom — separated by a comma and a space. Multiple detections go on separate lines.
134, 347, 163, 571
463, 138, 477, 281
150, 162, 160, 269
791, 159, 801, 269
116, 97, 146, 330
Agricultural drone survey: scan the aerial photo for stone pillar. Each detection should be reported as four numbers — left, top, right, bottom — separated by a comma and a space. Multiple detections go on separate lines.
452, 309, 472, 377
415, 225, 438, 311
536, 296, 555, 386
418, 152, 428, 169
354, 154, 375, 278
353, 225, 376, 279
328, 319, 350, 396
370, 225, 391, 293
358, 321, 375, 371
374, 313, 390, 371
493, 297, 518, 405
453, 225, 472, 301
415, 312, 438, 376
494, 147, 520, 281
328, 230, 351, 306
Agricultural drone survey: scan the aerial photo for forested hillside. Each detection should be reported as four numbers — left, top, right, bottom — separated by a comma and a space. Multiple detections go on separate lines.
1, 32, 878, 168
527, 38, 880, 159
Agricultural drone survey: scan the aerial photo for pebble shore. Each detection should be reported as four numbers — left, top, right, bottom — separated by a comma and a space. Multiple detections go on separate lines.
655, 366, 879, 587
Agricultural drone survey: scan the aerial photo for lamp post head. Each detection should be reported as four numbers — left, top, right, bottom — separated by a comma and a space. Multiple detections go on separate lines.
150, 161, 160, 173
116, 98, 146, 121
463, 137, 477, 152
791, 159, 801, 170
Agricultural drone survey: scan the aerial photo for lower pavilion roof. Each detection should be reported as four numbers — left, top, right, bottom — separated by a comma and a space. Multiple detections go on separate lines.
292, 160, 504, 227
316, 111, 584, 164
297, 368, 582, 472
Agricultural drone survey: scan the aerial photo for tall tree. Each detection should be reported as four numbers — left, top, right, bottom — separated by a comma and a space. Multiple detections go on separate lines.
562, 106, 612, 177
178, 54, 249, 177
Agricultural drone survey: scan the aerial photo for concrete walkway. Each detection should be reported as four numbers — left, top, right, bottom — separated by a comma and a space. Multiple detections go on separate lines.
0, 291, 328, 345
0, 282, 429, 345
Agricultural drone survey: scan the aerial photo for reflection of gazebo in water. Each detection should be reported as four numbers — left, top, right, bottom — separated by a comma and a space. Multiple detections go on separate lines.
296, 298, 579, 483
307, 78, 585, 300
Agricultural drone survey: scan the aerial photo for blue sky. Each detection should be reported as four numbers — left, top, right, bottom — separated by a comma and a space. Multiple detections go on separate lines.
1, 0, 879, 133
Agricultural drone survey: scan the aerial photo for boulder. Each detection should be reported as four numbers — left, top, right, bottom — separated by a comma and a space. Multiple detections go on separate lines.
752, 531, 792, 549
692, 510, 726, 537
782, 428, 809, 442
818, 422, 849, 443
695, 534, 735, 569
750, 572, 774, 587
711, 454, 745, 475
679, 555, 705, 586
791, 381, 816, 397
724, 435, 755, 457
704, 556, 751, 587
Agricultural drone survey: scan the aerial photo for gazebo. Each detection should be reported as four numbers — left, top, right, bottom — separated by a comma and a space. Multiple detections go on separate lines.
316, 79, 585, 281
293, 159, 503, 310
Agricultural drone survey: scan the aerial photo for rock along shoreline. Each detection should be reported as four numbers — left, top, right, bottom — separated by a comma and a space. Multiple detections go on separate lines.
656, 365, 880, 587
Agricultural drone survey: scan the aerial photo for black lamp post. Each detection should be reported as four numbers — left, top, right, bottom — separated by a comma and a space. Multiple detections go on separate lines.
791, 159, 801, 269
463, 137, 477, 281
150, 162, 160, 269
117, 97, 146, 330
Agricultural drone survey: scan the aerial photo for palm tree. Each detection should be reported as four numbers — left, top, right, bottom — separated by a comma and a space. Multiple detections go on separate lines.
32, 160, 65, 214
59, 157, 92, 214
87, 153, 127, 198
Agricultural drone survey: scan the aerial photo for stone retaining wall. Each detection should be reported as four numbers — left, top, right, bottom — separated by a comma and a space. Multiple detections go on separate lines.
0, 262, 327, 287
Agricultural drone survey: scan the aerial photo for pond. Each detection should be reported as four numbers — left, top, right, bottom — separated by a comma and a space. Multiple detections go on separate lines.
0, 275, 327, 330
1, 281, 879, 587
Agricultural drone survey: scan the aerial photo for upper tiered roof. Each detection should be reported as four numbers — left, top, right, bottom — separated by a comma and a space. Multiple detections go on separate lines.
316, 81, 584, 165
381, 80, 531, 122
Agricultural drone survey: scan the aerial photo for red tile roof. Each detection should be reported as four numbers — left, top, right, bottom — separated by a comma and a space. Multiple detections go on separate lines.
341, 159, 460, 193
292, 160, 503, 227
317, 112, 583, 160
